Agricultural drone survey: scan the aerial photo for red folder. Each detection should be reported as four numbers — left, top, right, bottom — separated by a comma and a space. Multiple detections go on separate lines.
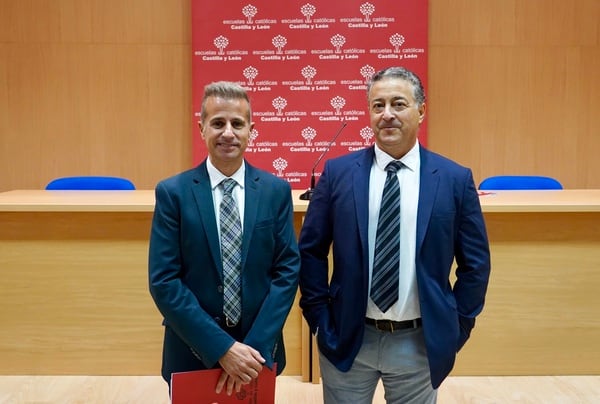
170, 364, 276, 404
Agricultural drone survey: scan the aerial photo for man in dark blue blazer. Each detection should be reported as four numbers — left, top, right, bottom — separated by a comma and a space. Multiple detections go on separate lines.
149, 82, 300, 396
299, 67, 491, 403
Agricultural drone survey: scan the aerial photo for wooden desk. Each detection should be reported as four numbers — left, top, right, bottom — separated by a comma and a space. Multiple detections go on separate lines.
0, 190, 307, 376
459, 190, 600, 376
2, 190, 600, 379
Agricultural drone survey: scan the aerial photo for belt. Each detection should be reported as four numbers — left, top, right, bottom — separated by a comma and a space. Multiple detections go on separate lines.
365, 318, 422, 332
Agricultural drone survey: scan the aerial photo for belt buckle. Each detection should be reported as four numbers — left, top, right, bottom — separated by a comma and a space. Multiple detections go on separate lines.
375, 319, 392, 332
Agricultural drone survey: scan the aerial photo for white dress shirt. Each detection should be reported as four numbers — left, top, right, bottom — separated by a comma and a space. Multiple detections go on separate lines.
366, 142, 421, 321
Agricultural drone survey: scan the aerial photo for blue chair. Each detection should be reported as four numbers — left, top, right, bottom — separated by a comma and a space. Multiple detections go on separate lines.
45, 176, 136, 190
478, 175, 563, 190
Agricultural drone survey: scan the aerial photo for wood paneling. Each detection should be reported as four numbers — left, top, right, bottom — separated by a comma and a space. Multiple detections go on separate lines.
0, 0, 191, 191
427, 0, 600, 188
428, 45, 600, 186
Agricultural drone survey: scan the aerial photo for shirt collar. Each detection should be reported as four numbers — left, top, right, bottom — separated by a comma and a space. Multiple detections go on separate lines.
374, 141, 420, 173
206, 159, 246, 190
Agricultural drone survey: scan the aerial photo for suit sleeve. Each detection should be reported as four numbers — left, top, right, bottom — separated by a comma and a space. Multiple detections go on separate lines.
298, 161, 335, 334
148, 181, 235, 367
453, 170, 491, 350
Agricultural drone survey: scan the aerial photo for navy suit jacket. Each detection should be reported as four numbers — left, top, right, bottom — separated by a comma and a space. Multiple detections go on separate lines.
149, 161, 300, 382
299, 145, 490, 389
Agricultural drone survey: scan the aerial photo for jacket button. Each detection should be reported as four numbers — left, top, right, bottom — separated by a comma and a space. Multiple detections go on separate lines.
217, 285, 224, 293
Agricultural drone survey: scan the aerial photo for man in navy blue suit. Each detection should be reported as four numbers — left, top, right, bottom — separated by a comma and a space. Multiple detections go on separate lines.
299, 67, 491, 403
149, 81, 300, 396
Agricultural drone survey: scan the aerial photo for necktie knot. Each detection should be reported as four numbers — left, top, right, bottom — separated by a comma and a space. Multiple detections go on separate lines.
221, 178, 237, 195
386, 161, 403, 174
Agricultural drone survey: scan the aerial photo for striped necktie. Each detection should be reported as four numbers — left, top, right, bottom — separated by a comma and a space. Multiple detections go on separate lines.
371, 161, 402, 313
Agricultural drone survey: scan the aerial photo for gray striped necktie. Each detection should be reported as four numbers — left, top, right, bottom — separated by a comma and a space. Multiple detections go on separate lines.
220, 178, 242, 325
371, 161, 402, 313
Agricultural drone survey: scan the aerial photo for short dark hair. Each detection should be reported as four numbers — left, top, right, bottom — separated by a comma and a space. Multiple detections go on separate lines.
367, 66, 426, 105
200, 81, 251, 123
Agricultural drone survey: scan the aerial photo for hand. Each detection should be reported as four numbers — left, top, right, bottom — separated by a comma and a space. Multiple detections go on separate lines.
215, 341, 265, 395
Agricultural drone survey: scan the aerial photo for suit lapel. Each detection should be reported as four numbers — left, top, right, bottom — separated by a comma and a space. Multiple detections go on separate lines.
191, 162, 222, 273
353, 147, 375, 261
416, 147, 439, 254
241, 164, 260, 268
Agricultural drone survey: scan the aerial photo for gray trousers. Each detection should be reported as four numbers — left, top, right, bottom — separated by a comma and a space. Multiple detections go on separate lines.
319, 324, 437, 404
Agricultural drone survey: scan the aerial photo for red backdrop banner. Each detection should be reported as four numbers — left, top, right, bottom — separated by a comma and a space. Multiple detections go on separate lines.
192, 1, 428, 189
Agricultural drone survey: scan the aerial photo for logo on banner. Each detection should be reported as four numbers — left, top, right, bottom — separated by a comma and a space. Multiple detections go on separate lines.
330, 96, 346, 115
273, 156, 307, 183
360, 127, 375, 146
248, 129, 259, 146
246, 129, 278, 153
283, 3, 335, 30
272, 35, 287, 54
272, 97, 287, 115
308, 33, 366, 60
242, 4, 257, 23
340, 65, 373, 91
390, 33, 405, 53
331, 34, 346, 53
360, 2, 376, 22
339, 3, 395, 29
339, 126, 373, 151
308, 94, 364, 122
361, 65, 375, 83
301, 127, 317, 146
282, 66, 337, 92
273, 157, 288, 177
301, 4, 317, 22
243, 66, 258, 85
214, 36, 229, 55
282, 127, 320, 152
219, 4, 276, 30
302, 65, 317, 84
240, 66, 278, 90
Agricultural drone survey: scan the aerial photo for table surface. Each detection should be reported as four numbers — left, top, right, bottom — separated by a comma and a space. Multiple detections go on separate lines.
1, 189, 600, 212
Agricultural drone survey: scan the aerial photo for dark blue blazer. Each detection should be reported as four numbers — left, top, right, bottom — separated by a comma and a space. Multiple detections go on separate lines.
299, 145, 490, 389
149, 161, 300, 382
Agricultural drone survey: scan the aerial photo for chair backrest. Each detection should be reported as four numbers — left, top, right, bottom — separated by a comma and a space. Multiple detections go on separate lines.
478, 175, 563, 190
45, 176, 136, 190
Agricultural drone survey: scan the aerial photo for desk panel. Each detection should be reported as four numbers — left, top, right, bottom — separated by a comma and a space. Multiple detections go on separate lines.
0, 210, 303, 376
454, 211, 600, 375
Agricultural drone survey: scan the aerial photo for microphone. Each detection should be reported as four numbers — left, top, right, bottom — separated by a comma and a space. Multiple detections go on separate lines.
299, 120, 347, 201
